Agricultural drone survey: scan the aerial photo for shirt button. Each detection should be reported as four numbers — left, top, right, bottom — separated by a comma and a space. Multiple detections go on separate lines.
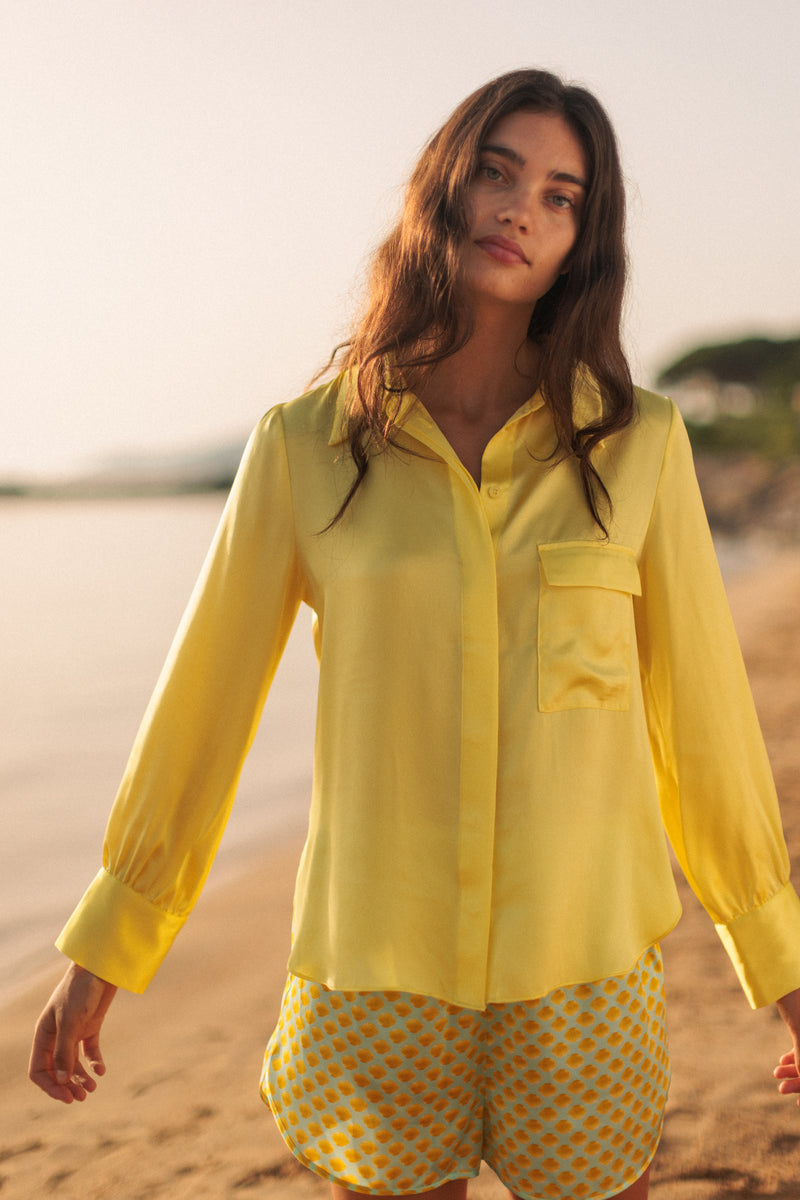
486, 485, 502, 499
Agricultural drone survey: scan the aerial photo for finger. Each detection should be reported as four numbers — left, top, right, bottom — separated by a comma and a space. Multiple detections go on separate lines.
28, 1015, 74, 1104
70, 1060, 98, 1095
29, 1062, 75, 1103
774, 1052, 800, 1077
63, 1066, 99, 1103
28, 1057, 75, 1104
82, 1033, 106, 1076
36, 1079, 74, 1102
51, 1011, 79, 1088
65, 1076, 89, 1102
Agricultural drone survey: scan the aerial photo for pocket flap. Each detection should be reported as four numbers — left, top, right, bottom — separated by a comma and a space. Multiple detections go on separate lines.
538, 542, 642, 596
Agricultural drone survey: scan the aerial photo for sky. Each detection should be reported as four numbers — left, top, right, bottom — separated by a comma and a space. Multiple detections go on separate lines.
1, 0, 798, 479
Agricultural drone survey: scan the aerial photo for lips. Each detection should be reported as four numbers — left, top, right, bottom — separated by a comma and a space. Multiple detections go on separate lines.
475, 235, 529, 264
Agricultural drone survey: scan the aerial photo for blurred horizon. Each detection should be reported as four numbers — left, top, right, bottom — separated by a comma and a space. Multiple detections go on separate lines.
2, 0, 799, 479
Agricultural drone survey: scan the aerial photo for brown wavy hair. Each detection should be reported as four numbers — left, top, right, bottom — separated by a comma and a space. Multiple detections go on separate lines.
329, 67, 635, 532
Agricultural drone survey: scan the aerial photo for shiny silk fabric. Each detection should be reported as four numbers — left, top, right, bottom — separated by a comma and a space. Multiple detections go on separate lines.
58, 371, 800, 1009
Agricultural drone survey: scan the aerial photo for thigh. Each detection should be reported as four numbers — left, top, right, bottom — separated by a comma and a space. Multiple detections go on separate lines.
613, 1163, 651, 1198
485, 947, 669, 1200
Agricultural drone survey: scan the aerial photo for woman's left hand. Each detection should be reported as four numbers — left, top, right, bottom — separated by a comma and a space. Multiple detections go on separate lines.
774, 988, 800, 1102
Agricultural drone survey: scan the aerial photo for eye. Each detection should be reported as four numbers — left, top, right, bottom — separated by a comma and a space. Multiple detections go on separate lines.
478, 163, 504, 183
549, 193, 574, 209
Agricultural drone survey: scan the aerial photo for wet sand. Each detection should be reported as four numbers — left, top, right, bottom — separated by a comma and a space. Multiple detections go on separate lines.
3, 550, 800, 1200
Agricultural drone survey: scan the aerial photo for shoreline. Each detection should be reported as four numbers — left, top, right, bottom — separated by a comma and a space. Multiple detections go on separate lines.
0, 492, 318, 1010
0, 817, 310, 1013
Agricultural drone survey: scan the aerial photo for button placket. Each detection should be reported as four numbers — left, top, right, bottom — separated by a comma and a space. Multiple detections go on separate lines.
481, 431, 514, 535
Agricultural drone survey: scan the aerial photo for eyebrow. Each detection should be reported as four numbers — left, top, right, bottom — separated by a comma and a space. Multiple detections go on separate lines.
480, 142, 587, 190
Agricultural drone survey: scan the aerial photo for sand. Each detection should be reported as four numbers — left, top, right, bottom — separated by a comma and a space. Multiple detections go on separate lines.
3, 550, 800, 1200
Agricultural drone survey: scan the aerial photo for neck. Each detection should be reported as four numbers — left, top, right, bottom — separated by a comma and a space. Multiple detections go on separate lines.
418, 302, 539, 420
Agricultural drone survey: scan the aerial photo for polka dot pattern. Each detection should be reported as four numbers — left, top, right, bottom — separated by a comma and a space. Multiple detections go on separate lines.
261, 946, 669, 1199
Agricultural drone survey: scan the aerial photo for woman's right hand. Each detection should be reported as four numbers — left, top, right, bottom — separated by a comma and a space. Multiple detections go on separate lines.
28, 962, 117, 1103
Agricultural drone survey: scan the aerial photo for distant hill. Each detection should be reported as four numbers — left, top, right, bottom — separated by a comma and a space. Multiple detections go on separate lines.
658, 335, 800, 395
656, 334, 800, 456
1, 438, 248, 499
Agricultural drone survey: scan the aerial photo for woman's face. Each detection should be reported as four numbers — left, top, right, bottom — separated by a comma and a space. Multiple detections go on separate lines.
462, 109, 587, 317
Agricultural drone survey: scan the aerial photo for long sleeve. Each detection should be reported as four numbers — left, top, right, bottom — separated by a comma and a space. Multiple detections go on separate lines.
634, 402, 800, 1007
57, 406, 304, 991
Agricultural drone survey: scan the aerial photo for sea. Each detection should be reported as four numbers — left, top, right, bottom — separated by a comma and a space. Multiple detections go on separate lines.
0, 493, 318, 1004
0, 493, 768, 1005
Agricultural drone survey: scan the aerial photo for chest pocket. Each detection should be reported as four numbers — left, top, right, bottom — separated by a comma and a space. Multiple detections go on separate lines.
538, 541, 642, 712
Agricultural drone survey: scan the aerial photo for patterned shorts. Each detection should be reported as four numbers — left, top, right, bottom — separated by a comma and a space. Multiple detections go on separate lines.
261, 946, 669, 1200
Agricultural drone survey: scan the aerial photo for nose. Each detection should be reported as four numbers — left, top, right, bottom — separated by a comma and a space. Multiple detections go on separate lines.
497, 183, 536, 232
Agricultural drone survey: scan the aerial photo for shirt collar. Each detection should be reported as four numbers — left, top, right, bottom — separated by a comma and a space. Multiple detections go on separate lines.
328, 370, 421, 447
328, 365, 604, 447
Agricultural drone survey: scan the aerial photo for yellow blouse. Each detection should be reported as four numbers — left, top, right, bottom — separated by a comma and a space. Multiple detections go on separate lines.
57, 371, 800, 1009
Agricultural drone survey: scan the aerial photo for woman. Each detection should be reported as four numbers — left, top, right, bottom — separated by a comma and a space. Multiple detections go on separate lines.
29, 69, 800, 1200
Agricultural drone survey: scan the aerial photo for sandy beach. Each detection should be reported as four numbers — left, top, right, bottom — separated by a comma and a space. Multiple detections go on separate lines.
3, 548, 800, 1199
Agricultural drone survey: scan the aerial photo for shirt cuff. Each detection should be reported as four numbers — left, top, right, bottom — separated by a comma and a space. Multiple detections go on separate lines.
55, 868, 186, 993
715, 882, 800, 1007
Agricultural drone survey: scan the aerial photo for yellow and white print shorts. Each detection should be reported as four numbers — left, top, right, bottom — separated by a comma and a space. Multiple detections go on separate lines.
261, 946, 669, 1200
